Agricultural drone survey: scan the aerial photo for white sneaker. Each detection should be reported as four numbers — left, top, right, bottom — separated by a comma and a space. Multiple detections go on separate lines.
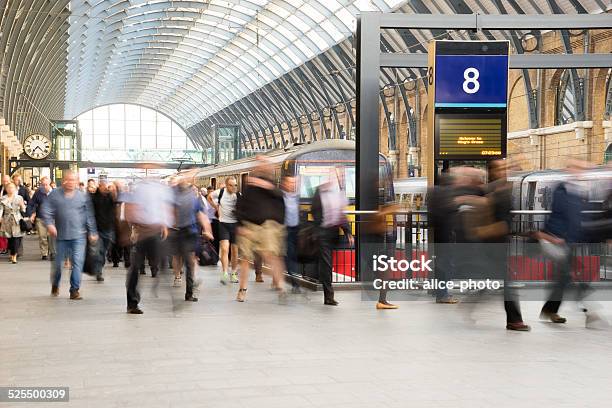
173, 277, 182, 287
230, 271, 239, 283
220, 270, 229, 285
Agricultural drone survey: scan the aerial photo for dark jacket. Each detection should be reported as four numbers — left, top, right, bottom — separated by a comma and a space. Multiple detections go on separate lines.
427, 184, 457, 243
91, 190, 116, 233
26, 187, 51, 217
16, 185, 28, 204
545, 183, 587, 244
235, 180, 285, 225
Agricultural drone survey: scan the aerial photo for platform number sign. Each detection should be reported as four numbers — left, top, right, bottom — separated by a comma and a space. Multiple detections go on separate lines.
23, 134, 52, 159
428, 41, 509, 163
434, 54, 508, 108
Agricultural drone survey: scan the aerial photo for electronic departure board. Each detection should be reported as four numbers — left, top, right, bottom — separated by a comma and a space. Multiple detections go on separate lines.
435, 113, 506, 159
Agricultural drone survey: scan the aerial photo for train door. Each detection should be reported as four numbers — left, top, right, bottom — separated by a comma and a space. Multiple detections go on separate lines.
526, 181, 536, 210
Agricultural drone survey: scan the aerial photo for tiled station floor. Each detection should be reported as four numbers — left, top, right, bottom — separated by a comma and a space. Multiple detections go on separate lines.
1, 237, 611, 408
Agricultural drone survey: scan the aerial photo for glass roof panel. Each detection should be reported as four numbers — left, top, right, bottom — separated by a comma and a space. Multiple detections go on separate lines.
65, 0, 606, 144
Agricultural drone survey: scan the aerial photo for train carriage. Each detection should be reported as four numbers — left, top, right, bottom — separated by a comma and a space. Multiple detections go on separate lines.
188, 139, 395, 283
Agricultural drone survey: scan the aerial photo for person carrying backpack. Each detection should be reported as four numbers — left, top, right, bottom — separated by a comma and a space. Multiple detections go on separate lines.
209, 177, 241, 284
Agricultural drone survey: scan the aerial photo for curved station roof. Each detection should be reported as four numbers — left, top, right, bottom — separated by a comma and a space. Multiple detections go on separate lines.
0, 0, 608, 147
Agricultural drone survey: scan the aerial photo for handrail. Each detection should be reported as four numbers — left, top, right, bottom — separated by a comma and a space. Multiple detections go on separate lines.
510, 210, 552, 214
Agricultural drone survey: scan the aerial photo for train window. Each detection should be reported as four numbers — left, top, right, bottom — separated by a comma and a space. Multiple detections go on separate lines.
526, 181, 536, 210
344, 167, 356, 198
298, 166, 331, 198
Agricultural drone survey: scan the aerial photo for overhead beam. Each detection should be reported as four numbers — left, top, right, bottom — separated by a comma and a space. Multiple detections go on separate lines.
378, 12, 612, 30
9, 159, 208, 170
380, 53, 612, 68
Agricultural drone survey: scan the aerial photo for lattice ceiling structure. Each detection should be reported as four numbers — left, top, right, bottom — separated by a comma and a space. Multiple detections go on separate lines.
0, 0, 609, 147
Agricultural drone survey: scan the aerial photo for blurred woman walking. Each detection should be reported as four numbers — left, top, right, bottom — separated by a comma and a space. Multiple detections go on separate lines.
0, 183, 26, 264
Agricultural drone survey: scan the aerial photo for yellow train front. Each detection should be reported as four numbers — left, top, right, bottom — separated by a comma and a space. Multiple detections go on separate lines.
191, 139, 396, 284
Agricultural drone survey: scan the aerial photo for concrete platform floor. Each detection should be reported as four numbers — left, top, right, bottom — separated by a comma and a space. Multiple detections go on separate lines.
1, 237, 612, 408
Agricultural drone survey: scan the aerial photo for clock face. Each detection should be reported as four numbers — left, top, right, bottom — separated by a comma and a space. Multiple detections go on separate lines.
24, 134, 52, 159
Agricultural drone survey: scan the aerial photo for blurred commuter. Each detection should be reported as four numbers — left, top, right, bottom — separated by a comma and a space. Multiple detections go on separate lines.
488, 161, 529, 331
0, 183, 26, 264
26, 176, 55, 260
172, 177, 212, 301
195, 186, 218, 266
536, 160, 592, 324
11, 175, 28, 256
0, 176, 9, 254
41, 170, 98, 300
204, 186, 220, 255
428, 173, 460, 304
124, 179, 173, 314
12, 174, 29, 205
457, 161, 529, 331
110, 181, 132, 268
25, 183, 33, 200
0, 175, 10, 195
369, 203, 400, 309
210, 177, 240, 284
311, 167, 354, 306
91, 178, 116, 282
86, 179, 97, 194
235, 168, 286, 302
282, 175, 302, 293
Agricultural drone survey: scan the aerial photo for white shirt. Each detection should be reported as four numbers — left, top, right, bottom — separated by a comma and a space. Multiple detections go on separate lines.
211, 188, 238, 223
129, 180, 174, 227
320, 187, 348, 228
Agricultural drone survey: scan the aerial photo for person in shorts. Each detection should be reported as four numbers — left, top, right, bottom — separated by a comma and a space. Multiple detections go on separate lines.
210, 177, 240, 284
235, 167, 286, 302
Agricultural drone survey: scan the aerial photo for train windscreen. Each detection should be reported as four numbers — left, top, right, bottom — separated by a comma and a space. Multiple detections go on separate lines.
298, 165, 356, 199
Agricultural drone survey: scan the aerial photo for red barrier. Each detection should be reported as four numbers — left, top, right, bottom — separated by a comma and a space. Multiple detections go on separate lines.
332, 250, 601, 282
332, 250, 355, 278
509, 256, 600, 282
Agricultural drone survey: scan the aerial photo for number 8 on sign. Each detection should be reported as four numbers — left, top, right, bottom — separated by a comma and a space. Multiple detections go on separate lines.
462, 67, 480, 94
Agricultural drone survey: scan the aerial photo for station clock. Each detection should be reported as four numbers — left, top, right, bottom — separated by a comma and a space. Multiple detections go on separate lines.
23, 134, 52, 159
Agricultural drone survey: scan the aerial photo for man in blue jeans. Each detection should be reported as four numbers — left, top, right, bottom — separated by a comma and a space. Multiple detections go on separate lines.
42, 170, 98, 300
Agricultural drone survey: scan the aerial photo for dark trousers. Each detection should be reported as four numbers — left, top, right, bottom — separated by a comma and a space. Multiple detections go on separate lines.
126, 234, 161, 309
175, 228, 196, 298
433, 243, 454, 300
317, 227, 337, 302
8, 237, 22, 256
94, 231, 114, 276
541, 257, 573, 314
285, 226, 299, 288
494, 244, 524, 324
111, 243, 131, 267
504, 299, 523, 324
137, 239, 160, 276
286, 226, 299, 274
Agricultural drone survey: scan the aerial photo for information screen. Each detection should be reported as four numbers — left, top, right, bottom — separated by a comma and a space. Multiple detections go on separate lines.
435, 113, 506, 159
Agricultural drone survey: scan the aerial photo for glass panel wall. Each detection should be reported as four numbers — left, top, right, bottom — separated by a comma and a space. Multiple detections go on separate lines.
76, 104, 202, 163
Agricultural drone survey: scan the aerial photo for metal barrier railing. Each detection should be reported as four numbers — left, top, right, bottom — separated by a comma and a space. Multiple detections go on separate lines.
292, 209, 610, 284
